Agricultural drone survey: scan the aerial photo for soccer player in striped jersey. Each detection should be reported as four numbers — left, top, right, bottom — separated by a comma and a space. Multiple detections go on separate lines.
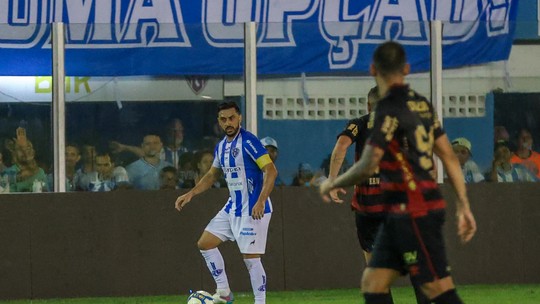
320, 41, 476, 304
175, 101, 277, 304
328, 86, 429, 304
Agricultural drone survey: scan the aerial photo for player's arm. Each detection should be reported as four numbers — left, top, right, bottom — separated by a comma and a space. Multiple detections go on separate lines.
329, 136, 352, 178
433, 134, 476, 243
320, 144, 383, 199
327, 135, 352, 203
252, 155, 277, 220
175, 166, 221, 211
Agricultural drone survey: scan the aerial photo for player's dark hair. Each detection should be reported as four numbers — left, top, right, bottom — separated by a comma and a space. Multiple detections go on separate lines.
218, 101, 240, 114
368, 86, 380, 100
367, 86, 380, 112
373, 41, 407, 76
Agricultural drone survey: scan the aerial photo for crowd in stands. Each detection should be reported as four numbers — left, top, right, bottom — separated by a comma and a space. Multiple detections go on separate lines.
451, 126, 538, 183
0, 119, 537, 194
0, 117, 228, 193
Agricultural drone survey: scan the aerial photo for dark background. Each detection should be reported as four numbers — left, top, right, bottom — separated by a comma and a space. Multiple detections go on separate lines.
0, 183, 538, 300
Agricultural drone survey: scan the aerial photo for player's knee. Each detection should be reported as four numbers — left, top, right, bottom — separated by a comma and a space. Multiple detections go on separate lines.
421, 276, 455, 299
197, 239, 214, 250
361, 269, 384, 293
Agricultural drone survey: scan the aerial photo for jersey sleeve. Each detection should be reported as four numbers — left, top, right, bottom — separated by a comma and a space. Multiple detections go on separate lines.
244, 136, 272, 169
368, 101, 399, 149
427, 100, 445, 139
212, 145, 221, 168
338, 117, 365, 142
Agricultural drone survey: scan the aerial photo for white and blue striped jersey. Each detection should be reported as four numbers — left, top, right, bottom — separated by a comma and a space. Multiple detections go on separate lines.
212, 128, 273, 217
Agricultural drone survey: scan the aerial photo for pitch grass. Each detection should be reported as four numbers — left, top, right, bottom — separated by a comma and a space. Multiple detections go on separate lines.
1, 285, 539, 304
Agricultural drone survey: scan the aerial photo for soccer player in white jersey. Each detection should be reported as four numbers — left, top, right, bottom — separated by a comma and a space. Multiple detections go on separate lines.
175, 101, 278, 304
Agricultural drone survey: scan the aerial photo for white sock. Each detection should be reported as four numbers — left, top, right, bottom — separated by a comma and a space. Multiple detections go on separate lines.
244, 258, 266, 304
200, 248, 230, 292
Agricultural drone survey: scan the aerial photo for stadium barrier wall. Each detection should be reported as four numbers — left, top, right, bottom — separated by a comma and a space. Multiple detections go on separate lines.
0, 183, 539, 300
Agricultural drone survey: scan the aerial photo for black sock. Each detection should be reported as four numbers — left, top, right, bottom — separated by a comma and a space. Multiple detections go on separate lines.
432, 289, 463, 304
364, 292, 394, 304
412, 283, 431, 304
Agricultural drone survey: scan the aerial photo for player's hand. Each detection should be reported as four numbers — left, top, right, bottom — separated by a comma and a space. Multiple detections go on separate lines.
328, 188, 347, 204
252, 201, 265, 220
456, 208, 476, 243
175, 192, 194, 212
319, 178, 336, 203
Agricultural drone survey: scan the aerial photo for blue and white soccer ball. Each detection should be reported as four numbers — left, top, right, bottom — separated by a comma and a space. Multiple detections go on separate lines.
187, 290, 214, 304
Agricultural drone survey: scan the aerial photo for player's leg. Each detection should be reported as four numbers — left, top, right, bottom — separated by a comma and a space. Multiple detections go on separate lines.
421, 276, 463, 304
411, 280, 432, 304
356, 213, 396, 303
243, 253, 266, 304
361, 216, 404, 304
361, 267, 400, 304
407, 211, 464, 304
236, 214, 272, 304
200, 211, 235, 303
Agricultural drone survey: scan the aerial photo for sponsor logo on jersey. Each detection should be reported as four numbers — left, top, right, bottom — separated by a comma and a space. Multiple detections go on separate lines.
403, 251, 418, 265
223, 167, 242, 174
246, 140, 258, 153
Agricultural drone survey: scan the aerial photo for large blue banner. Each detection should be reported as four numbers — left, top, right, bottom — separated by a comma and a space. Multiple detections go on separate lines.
0, 0, 518, 76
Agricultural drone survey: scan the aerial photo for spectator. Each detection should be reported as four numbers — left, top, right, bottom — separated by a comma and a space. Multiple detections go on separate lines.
260, 136, 285, 186
0, 152, 8, 193
494, 125, 510, 143
126, 134, 171, 190
0, 151, 6, 173
260, 137, 279, 162
47, 143, 82, 191
85, 151, 130, 191
177, 151, 197, 188
3, 127, 48, 192
510, 128, 540, 179
160, 166, 179, 190
162, 118, 190, 169
451, 137, 484, 183
76, 142, 98, 191
291, 162, 326, 186
291, 163, 313, 186
488, 140, 537, 182
194, 150, 226, 188
110, 118, 189, 169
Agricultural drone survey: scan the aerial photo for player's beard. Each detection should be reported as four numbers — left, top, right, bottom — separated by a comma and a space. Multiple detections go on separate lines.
225, 125, 239, 137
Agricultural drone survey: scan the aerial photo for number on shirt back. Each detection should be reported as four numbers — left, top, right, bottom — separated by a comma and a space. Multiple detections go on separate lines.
414, 125, 434, 170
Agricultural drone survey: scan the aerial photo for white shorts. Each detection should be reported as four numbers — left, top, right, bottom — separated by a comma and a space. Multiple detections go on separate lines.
205, 210, 271, 254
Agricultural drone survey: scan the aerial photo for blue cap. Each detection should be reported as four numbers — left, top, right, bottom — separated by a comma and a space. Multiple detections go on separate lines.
260, 136, 278, 149
298, 162, 312, 172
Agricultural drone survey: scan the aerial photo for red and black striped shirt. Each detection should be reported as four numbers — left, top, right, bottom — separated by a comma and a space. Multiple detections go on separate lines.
338, 114, 384, 214
368, 85, 445, 217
